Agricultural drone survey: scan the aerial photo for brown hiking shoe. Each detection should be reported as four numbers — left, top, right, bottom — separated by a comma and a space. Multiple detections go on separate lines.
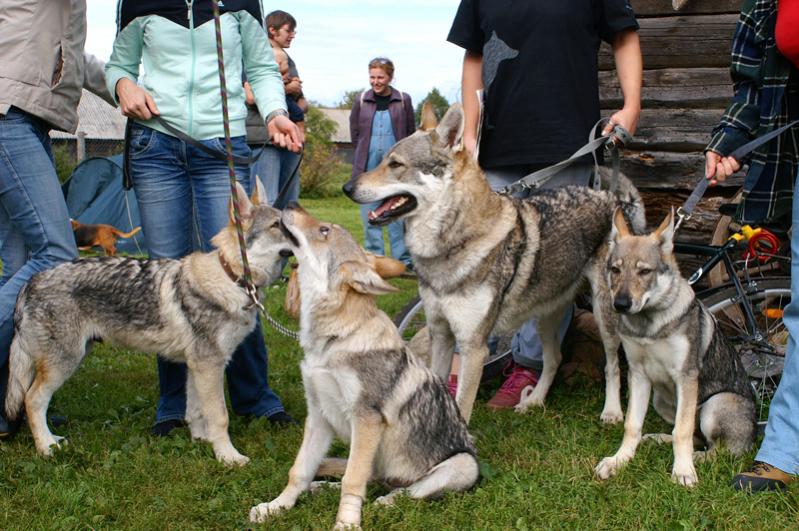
732, 462, 795, 492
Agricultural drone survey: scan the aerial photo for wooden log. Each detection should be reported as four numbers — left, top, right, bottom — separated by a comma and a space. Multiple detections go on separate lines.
599, 14, 738, 70
625, 108, 725, 152
619, 150, 743, 189
632, 0, 741, 16
599, 67, 732, 109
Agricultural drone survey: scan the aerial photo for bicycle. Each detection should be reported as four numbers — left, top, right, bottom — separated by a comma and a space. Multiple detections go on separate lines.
394, 211, 791, 425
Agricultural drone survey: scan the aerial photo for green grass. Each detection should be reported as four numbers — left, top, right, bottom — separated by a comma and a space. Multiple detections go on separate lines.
1, 195, 797, 530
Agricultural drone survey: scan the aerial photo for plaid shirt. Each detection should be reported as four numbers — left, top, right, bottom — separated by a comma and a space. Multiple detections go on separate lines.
707, 0, 799, 224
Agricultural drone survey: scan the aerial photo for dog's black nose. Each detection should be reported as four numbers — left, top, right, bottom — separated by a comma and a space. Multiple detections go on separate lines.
342, 179, 354, 197
613, 295, 632, 313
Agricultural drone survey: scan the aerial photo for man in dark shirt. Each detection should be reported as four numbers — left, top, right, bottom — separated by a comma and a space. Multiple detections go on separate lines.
446, 0, 642, 410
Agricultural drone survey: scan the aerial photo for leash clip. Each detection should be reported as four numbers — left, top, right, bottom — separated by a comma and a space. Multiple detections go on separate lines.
244, 285, 265, 312
675, 206, 690, 231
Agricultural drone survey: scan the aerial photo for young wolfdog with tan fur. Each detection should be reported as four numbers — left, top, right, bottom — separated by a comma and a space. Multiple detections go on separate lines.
250, 203, 477, 528
595, 209, 755, 486
6, 182, 289, 466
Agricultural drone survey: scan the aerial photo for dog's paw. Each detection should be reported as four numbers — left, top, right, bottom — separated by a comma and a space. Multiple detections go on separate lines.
309, 481, 340, 495
249, 501, 287, 523
374, 489, 404, 507
595, 456, 624, 480
671, 463, 699, 487
333, 521, 362, 530
37, 435, 66, 457
514, 385, 543, 413
218, 451, 250, 467
599, 409, 623, 424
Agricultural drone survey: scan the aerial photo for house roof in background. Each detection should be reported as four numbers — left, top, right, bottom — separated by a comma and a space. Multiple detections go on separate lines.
317, 108, 350, 144
50, 90, 126, 140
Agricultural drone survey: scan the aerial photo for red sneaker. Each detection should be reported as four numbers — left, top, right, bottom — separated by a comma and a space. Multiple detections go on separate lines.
447, 374, 458, 399
486, 364, 539, 410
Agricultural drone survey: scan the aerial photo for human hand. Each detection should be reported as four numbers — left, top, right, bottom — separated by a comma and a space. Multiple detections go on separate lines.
284, 77, 302, 96
116, 78, 159, 120
243, 81, 255, 105
705, 150, 740, 185
267, 114, 303, 152
603, 106, 640, 143
463, 133, 478, 157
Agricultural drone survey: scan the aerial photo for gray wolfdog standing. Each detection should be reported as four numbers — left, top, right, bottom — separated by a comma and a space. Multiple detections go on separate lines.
250, 204, 477, 528
595, 209, 755, 486
343, 103, 646, 423
5, 182, 289, 466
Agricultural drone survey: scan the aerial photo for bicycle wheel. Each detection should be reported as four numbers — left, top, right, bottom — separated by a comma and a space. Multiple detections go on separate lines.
700, 277, 791, 423
393, 296, 512, 382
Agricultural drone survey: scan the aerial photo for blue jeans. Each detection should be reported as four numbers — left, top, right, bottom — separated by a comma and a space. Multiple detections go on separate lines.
130, 125, 285, 423
0, 108, 78, 413
755, 170, 799, 474
484, 163, 593, 369
250, 145, 300, 210
359, 202, 411, 265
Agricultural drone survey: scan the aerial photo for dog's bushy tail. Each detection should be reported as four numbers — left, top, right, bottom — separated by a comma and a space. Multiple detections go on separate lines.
597, 168, 646, 234
5, 292, 35, 421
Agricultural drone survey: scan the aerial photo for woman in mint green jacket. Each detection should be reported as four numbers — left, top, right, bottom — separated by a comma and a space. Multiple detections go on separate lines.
105, 0, 302, 435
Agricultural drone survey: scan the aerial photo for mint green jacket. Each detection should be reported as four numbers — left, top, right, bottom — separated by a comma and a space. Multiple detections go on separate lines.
105, 6, 286, 140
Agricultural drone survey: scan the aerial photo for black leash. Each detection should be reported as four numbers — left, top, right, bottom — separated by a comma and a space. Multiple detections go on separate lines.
675, 119, 799, 230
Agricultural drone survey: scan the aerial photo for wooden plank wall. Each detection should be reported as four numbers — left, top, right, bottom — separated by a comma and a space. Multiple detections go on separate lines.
598, 0, 743, 241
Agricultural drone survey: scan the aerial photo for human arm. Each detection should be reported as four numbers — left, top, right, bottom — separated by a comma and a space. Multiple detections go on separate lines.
705, 0, 761, 183
603, 29, 641, 138
350, 95, 361, 145
404, 93, 416, 134
104, 17, 159, 119
83, 53, 115, 106
239, 11, 301, 151
461, 50, 484, 155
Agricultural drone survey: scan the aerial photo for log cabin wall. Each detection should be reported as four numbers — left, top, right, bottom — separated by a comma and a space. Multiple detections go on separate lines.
598, 0, 744, 243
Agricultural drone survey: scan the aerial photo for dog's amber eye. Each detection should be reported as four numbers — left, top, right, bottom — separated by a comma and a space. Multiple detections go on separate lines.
610, 266, 621, 275
388, 159, 403, 169
638, 268, 652, 276
271, 221, 280, 229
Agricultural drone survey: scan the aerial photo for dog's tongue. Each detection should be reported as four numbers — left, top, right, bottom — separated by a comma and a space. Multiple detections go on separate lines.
368, 196, 405, 220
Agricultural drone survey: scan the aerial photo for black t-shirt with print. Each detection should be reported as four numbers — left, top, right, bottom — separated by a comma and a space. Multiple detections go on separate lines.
447, 0, 638, 168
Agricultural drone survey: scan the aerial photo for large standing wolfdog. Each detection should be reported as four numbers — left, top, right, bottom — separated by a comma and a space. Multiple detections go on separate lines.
6, 182, 289, 466
343, 104, 646, 423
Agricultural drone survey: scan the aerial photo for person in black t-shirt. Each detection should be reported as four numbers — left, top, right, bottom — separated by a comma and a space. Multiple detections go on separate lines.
446, 0, 642, 410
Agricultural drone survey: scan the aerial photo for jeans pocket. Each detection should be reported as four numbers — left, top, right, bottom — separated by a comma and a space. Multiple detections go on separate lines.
130, 125, 157, 157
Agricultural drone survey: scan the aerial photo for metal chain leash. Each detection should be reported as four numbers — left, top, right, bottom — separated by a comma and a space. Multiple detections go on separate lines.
210, 1, 300, 343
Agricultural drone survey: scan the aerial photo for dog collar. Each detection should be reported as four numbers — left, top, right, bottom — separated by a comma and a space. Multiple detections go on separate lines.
218, 254, 249, 289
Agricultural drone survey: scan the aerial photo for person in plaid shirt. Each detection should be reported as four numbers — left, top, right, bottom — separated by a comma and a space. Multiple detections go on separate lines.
706, 0, 799, 492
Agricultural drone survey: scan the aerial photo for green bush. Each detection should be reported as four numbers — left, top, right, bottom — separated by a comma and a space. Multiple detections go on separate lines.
53, 143, 77, 183
299, 106, 345, 198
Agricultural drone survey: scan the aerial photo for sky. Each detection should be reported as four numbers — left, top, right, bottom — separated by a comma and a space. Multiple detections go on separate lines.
84, 0, 466, 108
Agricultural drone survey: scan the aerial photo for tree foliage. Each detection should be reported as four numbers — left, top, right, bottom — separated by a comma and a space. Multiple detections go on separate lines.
336, 89, 365, 110
414, 88, 450, 124
299, 105, 344, 197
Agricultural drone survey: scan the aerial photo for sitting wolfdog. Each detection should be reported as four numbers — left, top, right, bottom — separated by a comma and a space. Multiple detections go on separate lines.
343, 103, 645, 424
250, 203, 477, 528
595, 209, 756, 486
5, 182, 289, 466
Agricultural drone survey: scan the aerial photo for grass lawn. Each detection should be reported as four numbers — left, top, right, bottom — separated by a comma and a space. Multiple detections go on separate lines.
1, 194, 797, 530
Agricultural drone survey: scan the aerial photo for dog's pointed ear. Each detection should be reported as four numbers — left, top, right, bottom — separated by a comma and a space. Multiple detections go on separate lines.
611, 207, 631, 242
251, 178, 269, 207
654, 207, 675, 254
228, 182, 255, 224
434, 104, 465, 151
365, 252, 406, 279
251, 178, 270, 207
340, 260, 399, 296
420, 101, 438, 131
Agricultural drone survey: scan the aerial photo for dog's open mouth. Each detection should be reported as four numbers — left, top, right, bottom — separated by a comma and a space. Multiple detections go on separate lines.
367, 194, 417, 226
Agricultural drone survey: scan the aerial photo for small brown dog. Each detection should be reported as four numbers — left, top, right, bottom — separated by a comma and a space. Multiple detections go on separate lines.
70, 219, 141, 256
